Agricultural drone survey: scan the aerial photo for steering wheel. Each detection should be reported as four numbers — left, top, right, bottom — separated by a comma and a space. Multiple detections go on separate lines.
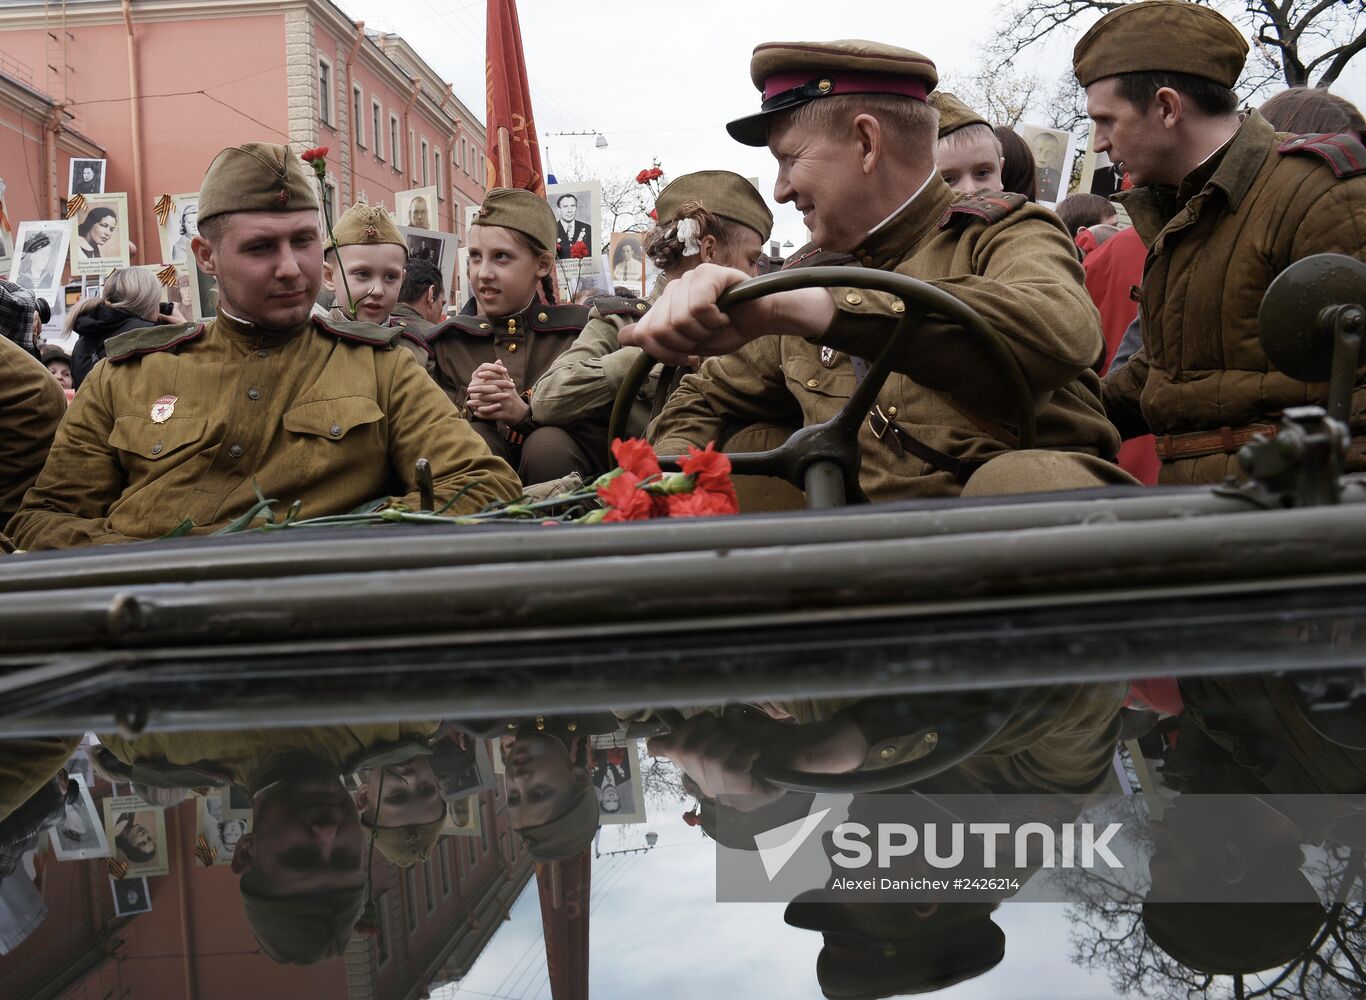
609, 267, 1038, 507
654, 688, 1029, 795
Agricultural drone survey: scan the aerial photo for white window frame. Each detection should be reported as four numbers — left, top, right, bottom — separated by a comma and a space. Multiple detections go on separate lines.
317, 56, 333, 127
372, 99, 384, 160
460, 138, 468, 175
420, 138, 430, 186
434, 150, 443, 201
353, 83, 365, 147
390, 113, 402, 172
409, 128, 417, 183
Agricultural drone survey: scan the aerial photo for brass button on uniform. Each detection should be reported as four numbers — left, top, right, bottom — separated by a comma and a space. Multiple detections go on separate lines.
879, 745, 896, 760
818, 78, 833, 93
887, 405, 898, 417
566, 721, 577, 732
635, 302, 647, 312
537, 312, 548, 322
329, 424, 343, 437
479, 322, 491, 330
844, 292, 863, 306
806, 378, 820, 388
150, 443, 163, 456
247, 387, 261, 400
507, 342, 518, 352
891, 299, 906, 314
229, 443, 243, 459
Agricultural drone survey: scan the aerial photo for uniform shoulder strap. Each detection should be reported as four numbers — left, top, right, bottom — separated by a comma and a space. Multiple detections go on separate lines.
1277, 132, 1366, 179
588, 295, 651, 320
781, 244, 857, 270
106, 322, 206, 363
938, 189, 1028, 229
313, 314, 405, 348
428, 314, 495, 341
530, 303, 590, 332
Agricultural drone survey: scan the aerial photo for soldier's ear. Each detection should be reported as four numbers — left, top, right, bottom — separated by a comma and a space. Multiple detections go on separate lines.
321, 257, 336, 293
191, 235, 216, 278
230, 833, 255, 874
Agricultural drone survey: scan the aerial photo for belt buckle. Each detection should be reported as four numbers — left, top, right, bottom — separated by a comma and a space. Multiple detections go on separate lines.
867, 404, 891, 440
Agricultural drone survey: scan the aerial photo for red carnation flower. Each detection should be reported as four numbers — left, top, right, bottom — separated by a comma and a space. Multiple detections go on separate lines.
648, 208, 658, 222
647, 167, 664, 181
598, 472, 655, 522
680, 442, 735, 496
666, 489, 738, 518
570, 240, 590, 260
635, 169, 651, 184
611, 438, 662, 479
301, 146, 329, 162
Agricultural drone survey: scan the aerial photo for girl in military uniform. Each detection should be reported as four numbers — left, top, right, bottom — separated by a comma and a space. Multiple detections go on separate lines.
427, 188, 599, 487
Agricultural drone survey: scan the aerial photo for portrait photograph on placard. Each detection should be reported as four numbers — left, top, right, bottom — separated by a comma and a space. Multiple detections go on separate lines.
0, 221, 12, 277
609, 232, 646, 295
396, 185, 440, 231
196, 793, 250, 867
398, 225, 457, 298
9, 220, 72, 292
102, 793, 169, 878
68, 158, 106, 196
188, 257, 219, 322
110, 876, 152, 917
70, 193, 131, 278
591, 738, 647, 825
546, 180, 600, 261
159, 193, 200, 265
456, 247, 471, 313
48, 773, 111, 861
1018, 124, 1076, 208
442, 794, 482, 837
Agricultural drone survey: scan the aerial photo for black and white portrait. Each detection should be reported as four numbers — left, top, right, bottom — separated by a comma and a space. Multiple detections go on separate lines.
551, 189, 593, 260
1019, 124, 1076, 209
68, 158, 106, 197
590, 738, 647, 825
48, 773, 111, 860
610, 233, 646, 293
396, 186, 439, 232
110, 876, 152, 917
399, 225, 458, 300
8, 220, 72, 293
70, 194, 131, 277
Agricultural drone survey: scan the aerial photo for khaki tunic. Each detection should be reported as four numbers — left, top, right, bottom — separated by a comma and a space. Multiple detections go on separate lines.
1, 336, 65, 536
9, 313, 520, 550
389, 302, 438, 374
651, 178, 1122, 501
1104, 112, 1366, 485
531, 283, 680, 439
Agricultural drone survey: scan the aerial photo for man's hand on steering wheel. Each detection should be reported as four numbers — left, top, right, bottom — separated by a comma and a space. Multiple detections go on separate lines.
619, 263, 835, 365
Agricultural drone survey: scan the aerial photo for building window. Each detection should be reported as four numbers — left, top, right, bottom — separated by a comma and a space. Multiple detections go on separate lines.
318, 57, 333, 126
439, 841, 451, 896
377, 893, 391, 965
467, 836, 476, 867
404, 867, 418, 931
423, 860, 436, 913
409, 128, 417, 183
390, 114, 402, 171
434, 151, 443, 201
480, 800, 490, 854
460, 138, 468, 175
372, 100, 384, 160
353, 84, 365, 147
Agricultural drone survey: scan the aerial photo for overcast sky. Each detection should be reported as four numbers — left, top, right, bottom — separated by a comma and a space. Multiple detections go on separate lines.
335, 0, 1366, 249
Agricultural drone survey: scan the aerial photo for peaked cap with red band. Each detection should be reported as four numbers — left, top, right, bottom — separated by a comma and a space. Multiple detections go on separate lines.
726, 39, 939, 147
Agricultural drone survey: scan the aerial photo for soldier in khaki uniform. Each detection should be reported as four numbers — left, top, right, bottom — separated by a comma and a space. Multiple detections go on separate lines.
323, 201, 433, 371
0, 325, 65, 544
428, 189, 601, 484
1073, 0, 1366, 485
531, 171, 774, 441
9, 143, 519, 550
626, 40, 1128, 505
391, 256, 447, 374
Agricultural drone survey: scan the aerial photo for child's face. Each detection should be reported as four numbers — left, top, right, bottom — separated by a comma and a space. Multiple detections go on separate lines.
324, 243, 407, 324
937, 135, 1005, 194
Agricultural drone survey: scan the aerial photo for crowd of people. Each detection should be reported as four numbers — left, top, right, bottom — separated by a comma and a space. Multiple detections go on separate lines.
1, 0, 1365, 977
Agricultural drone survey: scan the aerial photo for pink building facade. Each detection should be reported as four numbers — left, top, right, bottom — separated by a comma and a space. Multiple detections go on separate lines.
0, 0, 486, 268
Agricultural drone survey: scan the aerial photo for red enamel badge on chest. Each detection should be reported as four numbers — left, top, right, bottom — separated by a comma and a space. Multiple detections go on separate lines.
151, 395, 178, 423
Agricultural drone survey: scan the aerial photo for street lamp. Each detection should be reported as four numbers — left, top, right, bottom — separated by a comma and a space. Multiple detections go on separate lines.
596, 831, 659, 858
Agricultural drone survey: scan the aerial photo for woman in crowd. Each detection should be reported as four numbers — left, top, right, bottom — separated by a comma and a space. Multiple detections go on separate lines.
113, 812, 157, 864
530, 170, 773, 444
994, 125, 1039, 202
1260, 86, 1365, 141
77, 208, 118, 259
426, 188, 598, 487
68, 267, 183, 388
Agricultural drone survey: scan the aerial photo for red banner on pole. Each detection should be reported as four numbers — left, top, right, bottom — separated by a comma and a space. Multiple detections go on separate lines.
485, 0, 545, 194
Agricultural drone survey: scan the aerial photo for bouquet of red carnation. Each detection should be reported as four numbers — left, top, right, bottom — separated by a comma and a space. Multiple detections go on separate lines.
584, 438, 738, 523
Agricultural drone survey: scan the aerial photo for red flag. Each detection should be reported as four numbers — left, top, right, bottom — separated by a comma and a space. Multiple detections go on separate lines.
486, 0, 545, 194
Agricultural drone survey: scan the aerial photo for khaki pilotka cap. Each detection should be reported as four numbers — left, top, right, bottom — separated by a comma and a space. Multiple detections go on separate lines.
929, 91, 990, 139
516, 785, 599, 862
364, 815, 446, 867
473, 188, 557, 254
328, 203, 407, 251
727, 39, 939, 146
1072, 0, 1249, 88
654, 170, 775, 242
197, 142, 319, 224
